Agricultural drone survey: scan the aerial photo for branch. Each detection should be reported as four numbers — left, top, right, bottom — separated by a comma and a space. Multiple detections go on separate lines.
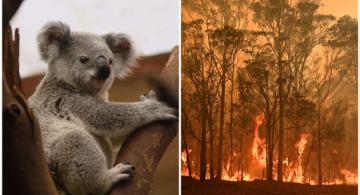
109, 47, 179, 195
3, 25, 58, 195
3, 0, 23, 24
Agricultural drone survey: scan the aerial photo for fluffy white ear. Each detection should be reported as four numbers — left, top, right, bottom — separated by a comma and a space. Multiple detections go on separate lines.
103, 33, 136, 78
37, 21, 71, 62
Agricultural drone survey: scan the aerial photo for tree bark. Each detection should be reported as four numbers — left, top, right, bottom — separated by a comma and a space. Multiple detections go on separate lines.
317, 104, 323, 185
109, 122, 177, 195
277, 60, 284, 182
109, 47, 179, 194
240, 126, 244, 181
229, 63, 235, 157
3, 0, 23, 24
216, 76, 226, 180
182, 129, 192, 177
265, 111, 273, 181
199, 98, 207, 181
3, 25, 59, 195
208, 106, 215, 180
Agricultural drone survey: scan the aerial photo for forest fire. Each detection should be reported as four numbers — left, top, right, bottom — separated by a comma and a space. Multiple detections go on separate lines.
340, 169, 358, 185
182, 114, 358, 185
283, 133, 309, 183
251, 113, 266, 169
182, 0, 357, 194
181, 149, 194, 177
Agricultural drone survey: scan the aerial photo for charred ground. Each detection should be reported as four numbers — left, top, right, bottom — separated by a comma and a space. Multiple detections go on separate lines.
182, 176, 357, 195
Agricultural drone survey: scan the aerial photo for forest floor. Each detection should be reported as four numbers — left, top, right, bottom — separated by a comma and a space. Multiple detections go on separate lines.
182, 176, 357, 195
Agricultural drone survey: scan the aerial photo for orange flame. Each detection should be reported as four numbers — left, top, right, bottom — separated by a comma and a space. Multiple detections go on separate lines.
221, 152, 254, 181
340, 169, 358, 185
181, 149, 193, 176
251, 112, 266, 169
181, 114, 358, 186
283, 133, 309, 183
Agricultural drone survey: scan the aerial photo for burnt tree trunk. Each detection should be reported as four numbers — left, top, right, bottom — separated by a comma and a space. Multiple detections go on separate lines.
265, 111, 273, 181
216, 72, 226, 180
240, 126, 244, 181
208, 105, 215, 180
317, 104, 323, 185
277, 57, 285, 182
229, 63, 235, 157
182, 129, 192, 177
199, 97, 207, 181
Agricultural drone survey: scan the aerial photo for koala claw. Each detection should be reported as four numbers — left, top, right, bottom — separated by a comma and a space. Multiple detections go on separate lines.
153, 108, 178, 122
109, 163, 134, 183
149, 90, 157, 99
140, 94, 148, 101
140, 90, 158, 101
146, 99, 178, 121
163, 113, 178, 121
114, 163, 135, 174
115, 173, 131, 181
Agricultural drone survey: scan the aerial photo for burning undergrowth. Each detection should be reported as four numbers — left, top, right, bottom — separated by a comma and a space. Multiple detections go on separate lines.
182, 113, 358, 185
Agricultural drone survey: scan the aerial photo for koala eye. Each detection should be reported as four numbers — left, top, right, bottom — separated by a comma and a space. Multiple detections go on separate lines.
109, 58, 113, 65
79, 56, 89, 64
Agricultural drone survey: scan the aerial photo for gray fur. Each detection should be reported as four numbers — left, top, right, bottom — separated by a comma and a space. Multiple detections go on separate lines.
29, 21, 176, 195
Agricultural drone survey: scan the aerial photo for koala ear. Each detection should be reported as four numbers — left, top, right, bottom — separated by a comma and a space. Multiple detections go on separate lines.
37, 21, 71, 61
103, 33, 135, 63
103, 33, 136, 78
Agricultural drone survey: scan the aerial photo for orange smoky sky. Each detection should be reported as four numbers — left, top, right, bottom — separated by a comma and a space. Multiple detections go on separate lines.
319, 0, 357, 18
182, 1, 358, 20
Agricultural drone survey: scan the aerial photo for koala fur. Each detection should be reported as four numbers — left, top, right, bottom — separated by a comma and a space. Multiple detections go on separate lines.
28, 21, 176, 195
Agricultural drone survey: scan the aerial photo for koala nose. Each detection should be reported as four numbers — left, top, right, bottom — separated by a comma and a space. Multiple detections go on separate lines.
95, 56, 110, 80
96, 66, 110, 80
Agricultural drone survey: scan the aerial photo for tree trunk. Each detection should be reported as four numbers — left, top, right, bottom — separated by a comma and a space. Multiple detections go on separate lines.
277, 61, 284, 182
182, 129, 192, 177
3, 25, 59, 195
199, 98, 207, 181
109, 122, 177, 195
317, 104, 323, 185
216, 76, 226, 180
208, 105, 215, 180
303, 133, 315, 179
229, 63, 235, 156
240, 126, 244, 181
265, 112, 273, 181
109, 47, 179, 194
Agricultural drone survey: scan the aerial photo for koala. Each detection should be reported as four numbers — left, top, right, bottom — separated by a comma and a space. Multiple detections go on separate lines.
28, 21, 177, 195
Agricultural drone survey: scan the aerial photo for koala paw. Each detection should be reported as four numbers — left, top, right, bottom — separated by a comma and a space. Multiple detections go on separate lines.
149, 100, 177, 122
139, 90, 158, 101
109, 162, 135, 183
140, 90, 177, 122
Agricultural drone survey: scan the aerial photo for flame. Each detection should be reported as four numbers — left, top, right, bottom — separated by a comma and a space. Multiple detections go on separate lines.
181, 149, 193, 176
340, 169, 358, 185
293, 133, 309, 183
220, 113, 267, 182
181, 114, 358, 186
222, 153, 239, 181
251, 112, 266, 168
283, 133, 309, 183
181, 150, 187, 162
221, 152, 254, 181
